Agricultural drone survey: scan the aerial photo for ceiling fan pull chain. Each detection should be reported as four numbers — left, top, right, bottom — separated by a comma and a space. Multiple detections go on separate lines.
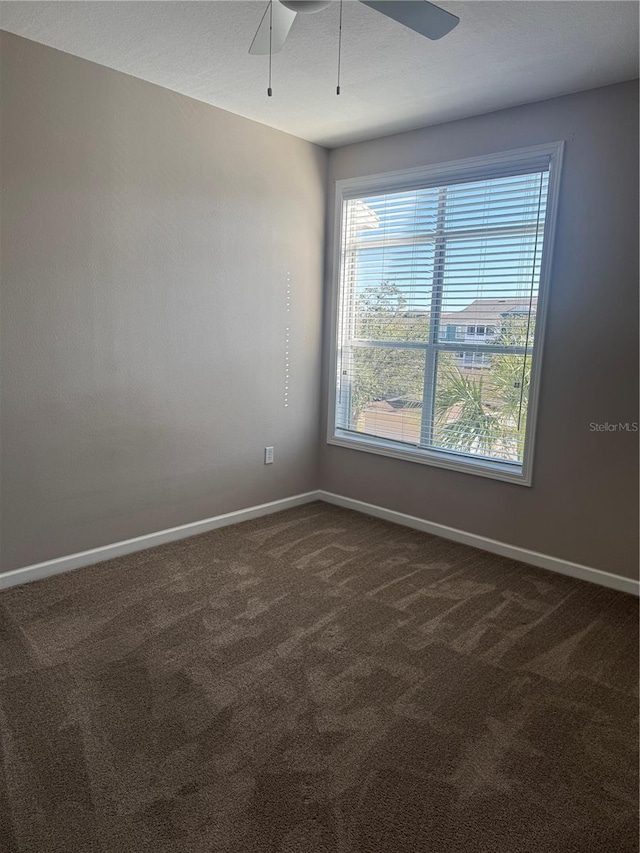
268, 0, 273, 96
336, 0, 344, 95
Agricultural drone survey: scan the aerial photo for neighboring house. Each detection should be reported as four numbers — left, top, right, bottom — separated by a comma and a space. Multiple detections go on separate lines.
439, 297, 537, 368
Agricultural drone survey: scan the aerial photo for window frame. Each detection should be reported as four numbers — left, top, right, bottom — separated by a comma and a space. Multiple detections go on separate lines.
326, 142, 564, 486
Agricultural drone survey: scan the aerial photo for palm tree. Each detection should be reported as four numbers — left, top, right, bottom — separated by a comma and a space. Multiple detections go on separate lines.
434, 366, 505, 455
434, 352, 532, 461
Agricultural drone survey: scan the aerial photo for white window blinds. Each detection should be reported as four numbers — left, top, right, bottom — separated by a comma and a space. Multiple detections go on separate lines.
332, 152, 559, 481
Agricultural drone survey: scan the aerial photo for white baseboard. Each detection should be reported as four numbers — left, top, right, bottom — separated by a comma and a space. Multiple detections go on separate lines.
0, 491, 322, 591
318, 491, 639, 597
2, 489, 636, 597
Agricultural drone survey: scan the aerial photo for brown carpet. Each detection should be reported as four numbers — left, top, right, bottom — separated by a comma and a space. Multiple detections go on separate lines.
0, 501, 638, 853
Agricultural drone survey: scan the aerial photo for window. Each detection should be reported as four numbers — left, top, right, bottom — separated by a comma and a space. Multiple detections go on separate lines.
328, 143, 563, 485
459, 351, 492, 369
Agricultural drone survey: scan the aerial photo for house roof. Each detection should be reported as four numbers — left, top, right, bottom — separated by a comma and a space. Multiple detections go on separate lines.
440, 297, 538, 327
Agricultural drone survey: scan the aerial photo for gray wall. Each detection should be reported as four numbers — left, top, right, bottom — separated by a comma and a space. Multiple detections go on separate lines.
320, 81, 639, 581
0, 32, 327, 572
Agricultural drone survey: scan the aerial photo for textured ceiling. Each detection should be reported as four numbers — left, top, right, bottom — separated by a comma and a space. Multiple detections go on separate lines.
1, 1, 638, 147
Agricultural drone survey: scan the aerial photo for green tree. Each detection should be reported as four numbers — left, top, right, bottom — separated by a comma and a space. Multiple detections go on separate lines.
434, 364, 503, 455
349, 282, 427, 425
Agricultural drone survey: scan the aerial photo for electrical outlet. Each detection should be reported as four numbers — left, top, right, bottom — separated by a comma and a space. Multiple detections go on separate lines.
264, 446, 274, 464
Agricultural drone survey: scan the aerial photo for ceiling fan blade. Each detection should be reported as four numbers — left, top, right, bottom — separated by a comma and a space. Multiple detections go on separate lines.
249, 1, 297, 55
360, 1, 459, 41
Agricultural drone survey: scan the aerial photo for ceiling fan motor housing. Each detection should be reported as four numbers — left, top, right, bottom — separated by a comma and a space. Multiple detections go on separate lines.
280, 1, 333, 13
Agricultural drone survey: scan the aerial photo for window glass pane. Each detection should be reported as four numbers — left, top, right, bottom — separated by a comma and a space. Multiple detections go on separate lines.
443, 173, 548, 233
338, 345, 425, 446
433, 351, 532, 463
352, 189, 440, 243
441, 231, 542, 322
343, 191, 436, 345
354, 276, 431, 341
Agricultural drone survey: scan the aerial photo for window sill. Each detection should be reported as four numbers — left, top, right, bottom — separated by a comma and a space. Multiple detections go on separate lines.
328, 430, 532, 486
